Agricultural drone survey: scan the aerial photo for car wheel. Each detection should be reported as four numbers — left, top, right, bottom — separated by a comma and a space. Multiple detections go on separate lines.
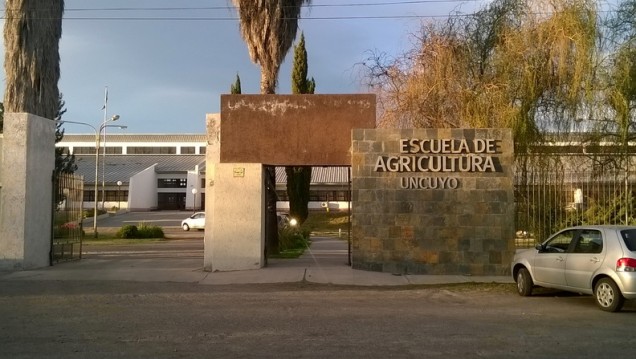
595, 278, 625, 312
182, 223, 190, 231
516, 267, 534, 296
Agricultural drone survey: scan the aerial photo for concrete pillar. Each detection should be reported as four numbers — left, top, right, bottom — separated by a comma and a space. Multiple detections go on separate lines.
204, 163, 264, 271
0, 113, 56, 270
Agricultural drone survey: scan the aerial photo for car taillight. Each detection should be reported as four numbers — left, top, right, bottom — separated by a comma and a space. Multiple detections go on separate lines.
616, 258, 636, 272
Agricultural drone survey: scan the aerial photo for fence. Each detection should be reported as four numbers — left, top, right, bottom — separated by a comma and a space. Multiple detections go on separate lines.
52, 172, 84, 264
515, 154, 634, 248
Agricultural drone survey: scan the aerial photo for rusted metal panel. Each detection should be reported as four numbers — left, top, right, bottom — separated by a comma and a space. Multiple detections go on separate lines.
219, 94, 376, 166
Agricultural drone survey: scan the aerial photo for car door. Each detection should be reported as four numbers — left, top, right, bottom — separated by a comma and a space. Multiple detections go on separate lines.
565, 228, 604, 290
193, 213, 205, 229
532, 229, 576, 286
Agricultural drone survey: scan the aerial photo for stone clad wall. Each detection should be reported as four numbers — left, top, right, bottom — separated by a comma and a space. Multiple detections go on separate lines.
351, 128, 515, 275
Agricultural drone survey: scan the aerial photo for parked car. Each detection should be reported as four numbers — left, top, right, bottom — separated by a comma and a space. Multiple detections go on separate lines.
511, 225, 636, 312
182, 212, 205, 231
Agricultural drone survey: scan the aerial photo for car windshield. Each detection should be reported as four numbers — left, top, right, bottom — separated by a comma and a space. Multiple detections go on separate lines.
620, 229, 636, 251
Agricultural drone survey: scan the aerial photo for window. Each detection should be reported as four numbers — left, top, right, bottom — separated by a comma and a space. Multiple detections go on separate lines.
308, 190, 351, 202
128, 146, 177, 154
199, 146, 206, 154
181, 146, 195, 154
621, 229, 636, 251
158, 178, 187, 188
276, 190, 289, 201
84, 190, 96, 202
73, 147, 96, 155
104, 147, 123, 154
542, 230, 576, 253
573, 230, 603, 254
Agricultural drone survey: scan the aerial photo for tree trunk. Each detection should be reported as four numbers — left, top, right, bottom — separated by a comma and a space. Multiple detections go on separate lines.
285, 166, 312, 224
4, 0, 64, 120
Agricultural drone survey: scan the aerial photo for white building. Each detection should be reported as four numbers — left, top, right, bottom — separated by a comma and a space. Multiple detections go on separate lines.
58, 134, 351, 212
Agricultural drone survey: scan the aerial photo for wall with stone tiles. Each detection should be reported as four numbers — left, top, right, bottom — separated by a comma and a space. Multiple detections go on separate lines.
351, 128, 515, 275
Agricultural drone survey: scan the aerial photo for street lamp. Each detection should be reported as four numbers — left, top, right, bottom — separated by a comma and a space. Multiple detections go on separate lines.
56, 117, 125, 238
117, 180, 123, 211
192, 188, 198, 213
101, 115, 120, 211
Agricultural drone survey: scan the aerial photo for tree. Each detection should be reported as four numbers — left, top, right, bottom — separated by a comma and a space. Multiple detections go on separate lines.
230, 73, 242, 94
232, 0, 311, 255
360, 0, 598, 153
286, 33, 315, 225
4, 0, 64, 120
232, 0, 310, 94
54, 95, 77, 176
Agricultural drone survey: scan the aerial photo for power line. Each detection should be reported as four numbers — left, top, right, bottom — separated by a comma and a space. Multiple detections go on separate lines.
33, 0, 480, 12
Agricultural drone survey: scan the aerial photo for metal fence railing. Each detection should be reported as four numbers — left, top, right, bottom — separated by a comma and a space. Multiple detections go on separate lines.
52, 172, 84, 264
514, 154, 634, 248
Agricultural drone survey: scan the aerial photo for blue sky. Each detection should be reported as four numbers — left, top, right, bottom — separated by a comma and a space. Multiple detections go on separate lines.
1, 0, 484, 134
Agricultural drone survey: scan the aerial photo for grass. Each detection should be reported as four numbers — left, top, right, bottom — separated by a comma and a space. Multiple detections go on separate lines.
83, 238, 166, 245
269, 246, 308, 259
302, 210, 351, 236
267, 211, 351, 259
82, 228, 165, 245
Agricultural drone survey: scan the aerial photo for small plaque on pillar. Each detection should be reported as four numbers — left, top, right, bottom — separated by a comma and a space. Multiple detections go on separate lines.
233, 167, 245, 177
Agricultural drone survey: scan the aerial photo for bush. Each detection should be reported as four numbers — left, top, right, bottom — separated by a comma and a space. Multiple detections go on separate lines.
116, 223, 164, 239
137, 224, 164, 239
116, 225, 138, 239
278, 226, 309, 251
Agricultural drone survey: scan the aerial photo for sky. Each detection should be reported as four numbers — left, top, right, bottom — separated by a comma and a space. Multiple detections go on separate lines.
0, 0, 485, 134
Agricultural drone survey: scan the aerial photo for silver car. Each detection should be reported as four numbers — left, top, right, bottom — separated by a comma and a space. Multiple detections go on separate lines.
511, 225, 636, 312
181, 212, 205, 231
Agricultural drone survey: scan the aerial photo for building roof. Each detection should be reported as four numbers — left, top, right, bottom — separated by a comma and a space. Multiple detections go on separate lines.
61, 134, 206, 143
275, 166, 350, 185
73, 155, 205, 184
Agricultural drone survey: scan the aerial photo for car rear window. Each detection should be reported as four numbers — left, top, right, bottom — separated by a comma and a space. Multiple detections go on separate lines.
620, 229, 636, 251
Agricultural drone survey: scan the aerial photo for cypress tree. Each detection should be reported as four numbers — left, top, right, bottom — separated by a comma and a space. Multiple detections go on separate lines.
230, 73, 242, 94
286, 33, 315, 225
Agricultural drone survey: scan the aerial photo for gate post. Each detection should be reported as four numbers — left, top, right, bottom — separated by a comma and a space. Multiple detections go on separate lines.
0, 113, 55, 270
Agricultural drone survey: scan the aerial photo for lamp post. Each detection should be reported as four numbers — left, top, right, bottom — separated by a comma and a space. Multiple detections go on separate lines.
101, 114, 119, 211
117, 180, 123, 211
56, 117, 125, 238
192, 188, 198, 213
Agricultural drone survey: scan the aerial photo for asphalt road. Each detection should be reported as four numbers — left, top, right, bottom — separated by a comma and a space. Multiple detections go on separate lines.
94, 211, 195, 229
1, 280, 636, 359
4, 212, 634, 358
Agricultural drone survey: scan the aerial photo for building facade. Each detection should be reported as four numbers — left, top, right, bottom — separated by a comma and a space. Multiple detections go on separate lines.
58, 134, 350, 212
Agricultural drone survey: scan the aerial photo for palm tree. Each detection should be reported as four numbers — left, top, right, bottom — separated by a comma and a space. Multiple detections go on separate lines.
3, 0, 64, 120
232, 0, 310, 94
232, 0, 310, 255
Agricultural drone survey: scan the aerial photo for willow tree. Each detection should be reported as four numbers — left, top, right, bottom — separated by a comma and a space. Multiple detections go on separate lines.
232, 0, 310, 255
286, 33, 315, 225
361, 0, 598, 152
232, 0, 310, 94
4, 0, 64, 120
602, 0, 636, 150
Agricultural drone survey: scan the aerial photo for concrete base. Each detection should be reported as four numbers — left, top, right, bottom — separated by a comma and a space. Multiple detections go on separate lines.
204, 163, 264, 271
0, 113, 56, 270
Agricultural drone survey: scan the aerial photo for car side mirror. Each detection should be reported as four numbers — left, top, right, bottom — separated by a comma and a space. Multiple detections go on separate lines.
535, 243, 545, 252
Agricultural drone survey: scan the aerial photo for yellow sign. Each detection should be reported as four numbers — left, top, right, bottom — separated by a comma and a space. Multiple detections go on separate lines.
233, 167, 245, 177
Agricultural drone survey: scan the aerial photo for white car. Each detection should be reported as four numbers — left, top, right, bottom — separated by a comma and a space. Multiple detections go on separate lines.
181, 212, 205, 231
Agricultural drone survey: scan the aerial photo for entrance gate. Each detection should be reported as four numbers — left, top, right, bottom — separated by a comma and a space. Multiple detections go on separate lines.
204, 94, 375, 272
51, 173, 84, 264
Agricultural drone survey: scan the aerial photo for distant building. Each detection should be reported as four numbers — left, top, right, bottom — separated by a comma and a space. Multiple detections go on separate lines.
57, 134, 350, 212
